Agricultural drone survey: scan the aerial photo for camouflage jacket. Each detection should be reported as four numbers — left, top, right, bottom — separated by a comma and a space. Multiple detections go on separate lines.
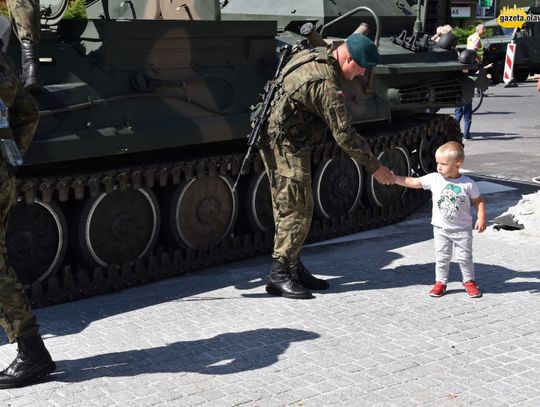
265, 46, 380, 173
0, 51, 39, 155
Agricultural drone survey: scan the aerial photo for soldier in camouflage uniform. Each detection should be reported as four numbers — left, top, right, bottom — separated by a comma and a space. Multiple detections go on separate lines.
260, 34, 395, 299
6, 0, 42, 89
0, 17, 55, 388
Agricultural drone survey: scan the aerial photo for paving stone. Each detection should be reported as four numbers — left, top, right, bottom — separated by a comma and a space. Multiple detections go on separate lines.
0, 185, 538, 406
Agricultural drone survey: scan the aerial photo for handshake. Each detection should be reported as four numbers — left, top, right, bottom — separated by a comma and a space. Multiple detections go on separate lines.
373, 165, 396, 186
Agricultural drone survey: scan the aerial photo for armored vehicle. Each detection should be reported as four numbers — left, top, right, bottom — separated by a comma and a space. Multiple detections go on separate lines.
6, 0, 473, 306
482, 7, 540, 83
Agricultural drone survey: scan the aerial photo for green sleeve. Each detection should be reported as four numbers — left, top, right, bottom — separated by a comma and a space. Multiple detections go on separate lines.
304, 79, 380, 173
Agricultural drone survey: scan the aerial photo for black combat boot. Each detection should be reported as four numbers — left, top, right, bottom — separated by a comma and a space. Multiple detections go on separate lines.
266, 258, 313, 299
290, 260, 330, 290
21, 40, 43, 91
0, 333, 56, 389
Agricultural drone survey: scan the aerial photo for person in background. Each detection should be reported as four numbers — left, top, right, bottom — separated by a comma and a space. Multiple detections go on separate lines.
454, 100, 473, 140
467, 24, 485, 63
454, 49, 479, 140
431, 24, 453, 42
393, 142, 486, 298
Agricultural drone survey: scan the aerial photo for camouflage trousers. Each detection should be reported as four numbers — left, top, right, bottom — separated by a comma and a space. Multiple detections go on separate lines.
0, 160, 38, 343
259, 142, 313, 265
7, 0, 40, 42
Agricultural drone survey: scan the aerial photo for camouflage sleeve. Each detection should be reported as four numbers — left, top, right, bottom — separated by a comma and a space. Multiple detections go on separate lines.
304, 79, 380, 173
9, 66, 39, 155
7, 0, 41, 42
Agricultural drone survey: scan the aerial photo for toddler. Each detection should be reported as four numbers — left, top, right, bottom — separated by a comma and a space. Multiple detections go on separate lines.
394, 141, 486, 297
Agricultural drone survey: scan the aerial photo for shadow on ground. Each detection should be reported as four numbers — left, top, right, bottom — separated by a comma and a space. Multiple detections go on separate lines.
50, 328, 318, 382
465, 132, 519, 141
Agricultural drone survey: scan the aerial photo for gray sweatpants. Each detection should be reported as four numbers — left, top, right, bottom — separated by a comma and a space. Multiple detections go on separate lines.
433, 227, 475, 285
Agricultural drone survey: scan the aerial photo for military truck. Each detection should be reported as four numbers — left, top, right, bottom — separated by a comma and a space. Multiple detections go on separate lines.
6, 0, 473, 306
482, 6, 540, 83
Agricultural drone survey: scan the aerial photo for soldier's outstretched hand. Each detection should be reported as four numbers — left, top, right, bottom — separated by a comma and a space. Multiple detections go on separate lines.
373, 165, 395, 185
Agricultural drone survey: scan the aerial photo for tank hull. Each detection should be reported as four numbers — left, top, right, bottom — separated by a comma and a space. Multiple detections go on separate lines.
4, 11, 469, 306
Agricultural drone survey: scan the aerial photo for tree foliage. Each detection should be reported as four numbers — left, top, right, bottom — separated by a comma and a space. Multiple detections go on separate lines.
453, 24, 495, 45
64, 0, 87, 20
0, 0, 87, 20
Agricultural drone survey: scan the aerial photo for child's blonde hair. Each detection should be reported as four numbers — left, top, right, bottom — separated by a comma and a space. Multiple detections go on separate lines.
436, 141, 464, 162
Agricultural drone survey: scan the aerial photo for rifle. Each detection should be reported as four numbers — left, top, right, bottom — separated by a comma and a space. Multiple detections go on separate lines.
232, 45, 292, 192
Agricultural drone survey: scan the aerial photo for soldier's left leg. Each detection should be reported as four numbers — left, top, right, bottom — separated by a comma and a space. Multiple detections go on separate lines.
7, 0, 42, 89
267, 146, 329, 290
258, 145, 312, 299
290, 259, 329, 291
271, 145, 313, 263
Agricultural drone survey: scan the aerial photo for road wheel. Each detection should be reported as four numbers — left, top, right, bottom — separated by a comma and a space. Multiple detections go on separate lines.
419, 131, 447, 174
77, 188, 160, 267
313, 157, 363, 219
165, 175, 238, 248
472, 89, 484, 113
7, 200, 68, 284
246, 170, 274, 232
367, 146, 410, 208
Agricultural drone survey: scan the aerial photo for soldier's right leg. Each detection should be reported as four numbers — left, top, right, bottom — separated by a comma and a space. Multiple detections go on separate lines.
0, 169, 55, 388
7, 0, 42, 89
0, 264, 39, 344
259, 146, 312, 299
0, 172, 38, 343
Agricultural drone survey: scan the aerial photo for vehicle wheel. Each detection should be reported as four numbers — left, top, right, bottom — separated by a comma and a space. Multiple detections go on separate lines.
246, 170, 274, 232
78, 188, 160, 267
166, 175, 238, 248
419, 131, 447, 174
367, 147, 410, 208
513, 69, 529, 82
6, 200, 68, 284
313, 157, 363, 218
472, 89, 484, 113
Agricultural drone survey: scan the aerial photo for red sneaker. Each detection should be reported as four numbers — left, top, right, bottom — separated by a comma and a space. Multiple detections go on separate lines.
429, 282, 447, 297
464, 280, 482, 298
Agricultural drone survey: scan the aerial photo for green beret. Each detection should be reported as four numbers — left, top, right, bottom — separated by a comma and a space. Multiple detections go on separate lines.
346, 34, 379, 68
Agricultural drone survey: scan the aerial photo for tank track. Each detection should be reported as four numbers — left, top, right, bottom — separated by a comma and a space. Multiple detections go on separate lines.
15, 114, 461, 307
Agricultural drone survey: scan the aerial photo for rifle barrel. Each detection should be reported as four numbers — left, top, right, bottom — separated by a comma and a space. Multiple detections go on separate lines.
231, 45, 292, 193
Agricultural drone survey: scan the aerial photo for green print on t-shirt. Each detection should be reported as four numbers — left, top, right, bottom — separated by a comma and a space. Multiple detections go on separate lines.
437, 183, 466, 222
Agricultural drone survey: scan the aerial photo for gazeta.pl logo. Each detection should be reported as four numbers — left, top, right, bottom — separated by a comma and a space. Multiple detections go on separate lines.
497, 5, 540, 29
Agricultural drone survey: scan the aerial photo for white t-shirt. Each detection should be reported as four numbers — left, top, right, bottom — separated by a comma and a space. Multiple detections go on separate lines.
420, 173, 481, 231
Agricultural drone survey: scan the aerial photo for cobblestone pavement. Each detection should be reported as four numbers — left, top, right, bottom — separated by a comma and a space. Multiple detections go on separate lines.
1, 180, 539, 406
